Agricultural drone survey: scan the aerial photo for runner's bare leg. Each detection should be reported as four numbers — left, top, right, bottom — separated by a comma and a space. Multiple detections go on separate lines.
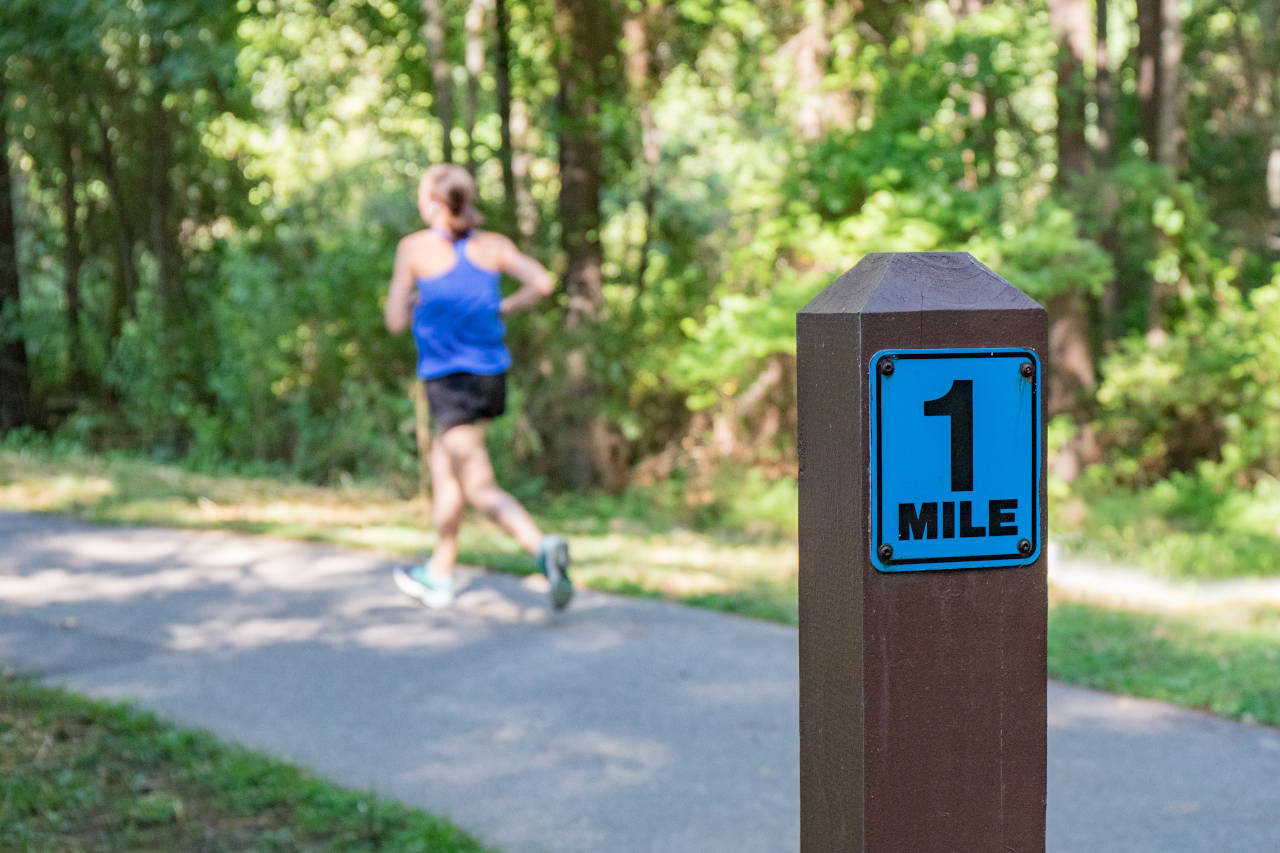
428, 435, 465, 577
439, 423, 543, 553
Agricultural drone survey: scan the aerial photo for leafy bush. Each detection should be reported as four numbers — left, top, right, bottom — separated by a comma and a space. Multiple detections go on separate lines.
1092, 267, 1280, 486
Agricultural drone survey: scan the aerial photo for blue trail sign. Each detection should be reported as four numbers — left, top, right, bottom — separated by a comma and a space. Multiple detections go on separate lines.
869, 347, 1041, 572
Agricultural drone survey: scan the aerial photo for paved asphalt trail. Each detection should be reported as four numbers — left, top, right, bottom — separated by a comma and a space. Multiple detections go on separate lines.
1, 511, 1277, 852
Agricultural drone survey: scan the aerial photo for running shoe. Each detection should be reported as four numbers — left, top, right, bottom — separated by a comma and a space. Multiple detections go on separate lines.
536, 535, 573, 610
394, 563, 455, 609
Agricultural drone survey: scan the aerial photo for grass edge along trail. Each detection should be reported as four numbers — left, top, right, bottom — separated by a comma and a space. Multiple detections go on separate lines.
0, 673, 492, 852
1047, 599, 1280, 727
2, 447, 1278, 730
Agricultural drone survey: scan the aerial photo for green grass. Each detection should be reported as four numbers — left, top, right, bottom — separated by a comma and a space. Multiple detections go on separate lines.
0, 673, 491, 852
1055, 470, 1280, 580
1048, 601, 1280, 726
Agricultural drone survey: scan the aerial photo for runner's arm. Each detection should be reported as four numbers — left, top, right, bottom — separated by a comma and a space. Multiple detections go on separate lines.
384, 239, 416, 333
496, 236, 553, 317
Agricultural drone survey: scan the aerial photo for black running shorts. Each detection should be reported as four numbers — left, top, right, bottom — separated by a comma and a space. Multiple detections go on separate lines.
425, 371, 507, 433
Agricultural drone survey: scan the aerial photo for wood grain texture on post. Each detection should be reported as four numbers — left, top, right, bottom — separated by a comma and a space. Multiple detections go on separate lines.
797, 252, 1048, 852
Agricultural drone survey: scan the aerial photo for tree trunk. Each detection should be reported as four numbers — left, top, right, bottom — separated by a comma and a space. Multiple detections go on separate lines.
421, 0, 456, 164
1047, 0, 1097, 482
1136, 0, 1182, 167
859, 0, 901, 42
1269, 29, 1280, 252
554, 0, 608, 330
463, 0, 490, 175
146, 46, 182, 335
956, 0, 990, 190
511, 99, 537, 241
494, 0, 517, 229
622, 3, 659, 315
1046, 291, 1098, 482
792, 0, 829, 142
93, 111, 137, 345
1269, 140, 1280, 251
0, 80, 35, 432
58, 120, 87, 393
1093, 0, 1115, 171
1049, 0, 1089, 181
1136, 0, 1160, 157
1154, 0, 1183, 170
148, 102, 176, 320
1094, 0, 1122, 339
549, 0, 623, 490
1138, 0, 1184, 332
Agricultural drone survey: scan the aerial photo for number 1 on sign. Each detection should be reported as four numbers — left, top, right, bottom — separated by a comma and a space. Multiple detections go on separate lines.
923, 379, 973, 492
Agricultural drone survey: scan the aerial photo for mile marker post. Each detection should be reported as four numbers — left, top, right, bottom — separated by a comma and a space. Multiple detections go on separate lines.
796, 253, 1048, 851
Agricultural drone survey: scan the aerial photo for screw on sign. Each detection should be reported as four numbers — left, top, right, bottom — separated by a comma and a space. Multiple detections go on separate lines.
798, 252, 1048, 852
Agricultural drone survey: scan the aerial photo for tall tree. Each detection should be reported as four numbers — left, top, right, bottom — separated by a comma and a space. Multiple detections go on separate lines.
421, 0, 456, 163
622, 0, 660, 312
1155, 0, 1184, 170
1271, 142, 1280, 251
1137, 0, 1185, 331
463, 0, 490, 174
493, 0, 517, 229
1093, 0, 1115, 171
1136, 0, 1183, 169
554, 0, 609, 330
510, 99, 538, 241
57, 118, 87, 391
955, 0, 991, 190
547, 0, 626, 490
146, 54, 182, 344
1136, 0, 1160, 155
1047, 0, 1097, 481
1094, 0, 1122, 337
1268, 1, 1280, 253
790, 0, 829, 143
91, 108, 139, 344
1049, 0, 1089, 179
0, 77, 34, 432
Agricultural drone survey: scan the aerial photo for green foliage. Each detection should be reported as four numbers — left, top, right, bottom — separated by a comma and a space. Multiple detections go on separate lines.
3, 0, 1278, 516
1064, 268, 1280, 579
1060, 471, 1280, 579
1072, 157, 1224, 331
1048, 602, 1280, 726
1092, 268, 1280, 485
966, 202, 1113, 301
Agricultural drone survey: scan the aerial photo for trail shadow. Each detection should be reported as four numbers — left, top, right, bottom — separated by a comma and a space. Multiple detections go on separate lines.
1, 511, 801, 852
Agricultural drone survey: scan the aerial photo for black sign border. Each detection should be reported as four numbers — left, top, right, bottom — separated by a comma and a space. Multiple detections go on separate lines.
872, 349, 1040, 569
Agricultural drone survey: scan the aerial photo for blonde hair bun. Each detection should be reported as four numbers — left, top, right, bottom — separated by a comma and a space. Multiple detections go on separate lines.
422, 164, 483, 236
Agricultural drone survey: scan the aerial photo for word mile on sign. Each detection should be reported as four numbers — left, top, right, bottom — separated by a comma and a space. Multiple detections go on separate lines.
868, 348, 1042, 572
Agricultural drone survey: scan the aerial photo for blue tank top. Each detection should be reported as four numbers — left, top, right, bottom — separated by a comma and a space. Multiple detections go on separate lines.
411, 235, 512, 379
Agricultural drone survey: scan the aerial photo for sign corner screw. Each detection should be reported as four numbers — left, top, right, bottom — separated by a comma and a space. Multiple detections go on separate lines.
879, 357, 895, 376
1019, 362, 1034, 378
1017, 539, 1033, 556
877, 543, 894, 561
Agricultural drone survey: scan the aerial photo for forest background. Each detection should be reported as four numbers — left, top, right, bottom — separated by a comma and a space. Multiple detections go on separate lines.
1, 0, 1278, 575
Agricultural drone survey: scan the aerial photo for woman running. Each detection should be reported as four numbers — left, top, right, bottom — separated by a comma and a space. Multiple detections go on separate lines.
384, 164, 572, 611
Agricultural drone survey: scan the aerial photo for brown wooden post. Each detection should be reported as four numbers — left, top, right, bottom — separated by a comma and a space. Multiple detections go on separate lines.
797, 253, 1048, 851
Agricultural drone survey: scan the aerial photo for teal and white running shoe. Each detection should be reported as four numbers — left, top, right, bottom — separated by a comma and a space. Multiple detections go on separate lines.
394, 562, 455, 609
536, 535, 573, 611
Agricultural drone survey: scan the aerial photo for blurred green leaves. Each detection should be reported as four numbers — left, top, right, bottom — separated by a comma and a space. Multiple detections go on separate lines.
3, 0, 1279, 504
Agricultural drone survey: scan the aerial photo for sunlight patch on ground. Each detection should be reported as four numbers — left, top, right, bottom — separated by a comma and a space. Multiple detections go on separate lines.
4, 448, 1276, 635
0, 474, 115, 509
